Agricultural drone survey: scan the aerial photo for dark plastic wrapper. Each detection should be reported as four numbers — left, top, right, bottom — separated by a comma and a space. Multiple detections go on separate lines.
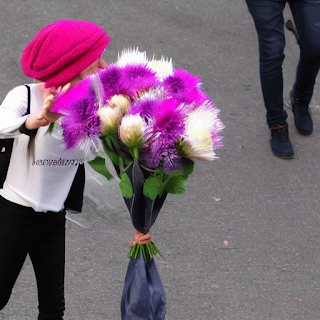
123, 159, 167, 233
121, 254, 166, 320
121, 159, 167, 319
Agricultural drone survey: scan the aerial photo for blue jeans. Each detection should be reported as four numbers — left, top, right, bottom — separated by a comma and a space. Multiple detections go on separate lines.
246, 0, 320, 127
0, 196, 66, 320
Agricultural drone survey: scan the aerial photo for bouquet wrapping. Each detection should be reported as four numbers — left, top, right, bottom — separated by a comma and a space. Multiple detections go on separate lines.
52, 48, 224, 320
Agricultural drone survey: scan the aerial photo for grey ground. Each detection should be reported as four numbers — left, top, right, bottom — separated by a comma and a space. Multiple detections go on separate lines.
0, 0, 319, 319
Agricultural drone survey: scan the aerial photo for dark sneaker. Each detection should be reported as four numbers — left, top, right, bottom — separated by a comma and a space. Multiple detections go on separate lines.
290, 90, 313, 135
270, 125, 294, 159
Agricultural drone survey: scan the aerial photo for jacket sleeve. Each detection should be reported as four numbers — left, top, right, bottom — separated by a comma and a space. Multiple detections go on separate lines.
0, 85, 29, 138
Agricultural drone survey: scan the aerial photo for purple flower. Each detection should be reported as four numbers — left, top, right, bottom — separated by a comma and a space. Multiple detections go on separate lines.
162, 151, 183, 173
141, 131, 182, 173
52, 77, 92, 115
140, 98, 186, 172
99, 64, 123, 101
129, 87, 169, 121
129, 99, 159, 121
152, 99, 185, 138
119, 64, 158, 99
60, 96, 100, 149
163, 69, 208, 107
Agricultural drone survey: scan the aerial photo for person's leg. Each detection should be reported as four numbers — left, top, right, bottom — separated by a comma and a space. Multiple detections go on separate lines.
289, 0, 320, 134
29, 210, 66, 320
246, 0, 288, 126
246, 0, 294, 158
0, 196, 30, 310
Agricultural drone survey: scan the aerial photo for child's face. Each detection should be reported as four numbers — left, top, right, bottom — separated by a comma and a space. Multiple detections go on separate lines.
76, 56, 107, 83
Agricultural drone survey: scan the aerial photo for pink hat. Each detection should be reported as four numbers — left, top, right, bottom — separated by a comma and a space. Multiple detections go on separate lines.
21, 20, 111, 88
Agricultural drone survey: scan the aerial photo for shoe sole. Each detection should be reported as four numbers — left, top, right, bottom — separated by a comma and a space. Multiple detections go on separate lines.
295, 127, 313, 136
271, 151, 294, 159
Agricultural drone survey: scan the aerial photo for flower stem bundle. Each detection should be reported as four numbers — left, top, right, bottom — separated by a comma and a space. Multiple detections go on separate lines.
128, 242, 163, 262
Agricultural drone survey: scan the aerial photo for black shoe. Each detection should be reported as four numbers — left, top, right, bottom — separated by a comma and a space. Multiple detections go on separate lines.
270, 125, 294, 159
290, 90, 313, 135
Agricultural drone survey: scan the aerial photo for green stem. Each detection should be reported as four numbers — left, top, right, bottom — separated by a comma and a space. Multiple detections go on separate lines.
133, 147, 140, 160
128, 242, 163, 263
119, 157, 124, 177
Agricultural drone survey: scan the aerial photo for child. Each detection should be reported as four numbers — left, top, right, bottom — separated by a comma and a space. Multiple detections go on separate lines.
0, 20, 110, 319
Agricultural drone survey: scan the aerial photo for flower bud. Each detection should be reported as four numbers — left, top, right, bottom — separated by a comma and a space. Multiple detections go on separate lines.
97, 106, 119, 135
119, 114, 145, 149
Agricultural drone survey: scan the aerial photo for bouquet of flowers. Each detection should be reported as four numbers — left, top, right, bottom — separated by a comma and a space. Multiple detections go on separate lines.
52, 48, 224, 320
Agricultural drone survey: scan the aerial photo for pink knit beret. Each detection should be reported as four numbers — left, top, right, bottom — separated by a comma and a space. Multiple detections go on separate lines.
21, 20, 111, 88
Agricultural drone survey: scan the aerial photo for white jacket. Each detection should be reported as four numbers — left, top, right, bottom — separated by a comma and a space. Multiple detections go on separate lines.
0, 83, 85, 212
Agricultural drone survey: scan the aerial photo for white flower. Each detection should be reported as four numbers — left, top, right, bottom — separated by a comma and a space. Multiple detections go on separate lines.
147, 56, 174, 79
107, 94, 131, 116
181, 131, 216, 161
181, 101, 224, 161
97, 106, 120, 135
119, 114, 146, 149
187, 101, 224, 135
117, 48, 148, 67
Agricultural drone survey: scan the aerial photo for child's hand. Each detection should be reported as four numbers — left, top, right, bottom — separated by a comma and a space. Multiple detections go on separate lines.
37, 83, 71, 123
25, 83, 71, 129
130, 230, 152, 246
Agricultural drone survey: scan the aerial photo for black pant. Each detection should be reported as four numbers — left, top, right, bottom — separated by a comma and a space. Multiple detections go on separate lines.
0, 196, 66, 320
246, 0, 320, 126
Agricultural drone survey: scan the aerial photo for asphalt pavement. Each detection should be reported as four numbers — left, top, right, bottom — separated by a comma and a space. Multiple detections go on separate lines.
0, 0, 319, 319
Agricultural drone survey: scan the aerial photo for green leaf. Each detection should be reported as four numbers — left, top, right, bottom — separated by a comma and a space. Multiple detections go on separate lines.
143, 174, 163, 200
105, 134, 120, 151
88, 156, 114, 180
164, 175, 188, 194
119, 173, 133, 198
123, 156, 133, 167
167, 169, 184, 178
103, 147, 120, 165
182, 157, 194, 176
